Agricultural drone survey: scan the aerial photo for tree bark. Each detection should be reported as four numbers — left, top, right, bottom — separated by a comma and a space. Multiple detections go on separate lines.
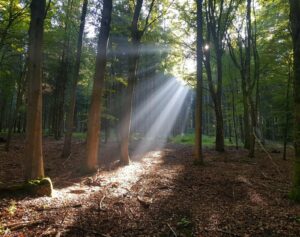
62, 0, 88, 158
289, 0, 300, 201
85, 0, 112, 172
195, 0, 204, 164
283, 63, 292, 160
120, 0, 144, 165
24, 0, 45, 180
52, 0, 72, 140
5, 62, 27, 151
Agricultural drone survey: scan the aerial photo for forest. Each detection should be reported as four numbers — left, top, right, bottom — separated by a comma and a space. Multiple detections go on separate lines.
0, 0, 300, 236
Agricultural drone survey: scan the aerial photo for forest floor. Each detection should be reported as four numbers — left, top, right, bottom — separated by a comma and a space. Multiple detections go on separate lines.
0, 137, 300, 237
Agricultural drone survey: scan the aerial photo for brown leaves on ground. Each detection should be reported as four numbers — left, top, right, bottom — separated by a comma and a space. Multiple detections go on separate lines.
0, 138, 299, 236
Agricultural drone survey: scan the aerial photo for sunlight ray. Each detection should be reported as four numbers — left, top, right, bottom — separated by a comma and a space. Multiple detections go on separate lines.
133, 82, 190, 156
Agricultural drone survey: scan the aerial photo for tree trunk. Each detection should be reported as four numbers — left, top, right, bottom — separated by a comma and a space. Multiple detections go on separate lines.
85, 0, 112, 172
62, 0, 88, 158
231, 88, 239, 149
6, 64, 27, 151
120, 41, 139, 165
215, 101, 224, 151
52, 0, 73, 140
24, 0, 45, 180
195, 0, 204, 164
283, 63, 292, 160
289, 0, 300, 201
120, 0, 144, 165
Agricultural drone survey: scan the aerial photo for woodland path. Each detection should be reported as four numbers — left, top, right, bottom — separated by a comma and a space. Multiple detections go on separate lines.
0, 138, 300, 236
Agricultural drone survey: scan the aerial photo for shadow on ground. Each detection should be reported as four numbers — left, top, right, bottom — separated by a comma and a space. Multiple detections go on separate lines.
60, 145, 300, 237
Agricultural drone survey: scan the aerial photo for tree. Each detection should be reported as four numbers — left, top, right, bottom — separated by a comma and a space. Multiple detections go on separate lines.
289, 0, 300, 201
226, 0, 258, 157
120, 0, 156, 165
24, 0, 46, 180
62, 0, 88, 158
51, 0, 73, 140
85, 0, 112, 172
204, 0, 238, 152
195, 0, 204, 164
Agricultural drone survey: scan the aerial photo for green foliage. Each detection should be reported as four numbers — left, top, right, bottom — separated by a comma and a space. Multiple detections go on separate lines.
171, 133, 233, 147
73, 132, 87, 140
176, 217, 193, 236
177, 217, 192, 228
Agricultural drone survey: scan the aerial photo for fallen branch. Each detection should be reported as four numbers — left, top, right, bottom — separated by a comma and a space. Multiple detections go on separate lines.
64, 225, 109, 236
62, 154, 72, 166
99, 194, 106, 211
253, 132, 282, 176
5, 220, 46, 231
167, 223, 177, 237
204, 227, 241, 236
36, 203, 82, 211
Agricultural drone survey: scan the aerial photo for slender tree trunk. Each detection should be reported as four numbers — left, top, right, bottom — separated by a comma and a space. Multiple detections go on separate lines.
216, 49, 225, 152
289, 0, 300, 201
85, 0, 112, 172
195, 0, 204, 164
6, 65, 27, 151
24, 0, 45, 180
246, 0, 256, 158
120, 41, 139, 164
62, 0, 88, 158
215, 100, 224, 151
52, 0, 73, 140
231, 88, 239, 149
283, 63, 292, 160
0, 98, 6, 132
120, 0, 144, 165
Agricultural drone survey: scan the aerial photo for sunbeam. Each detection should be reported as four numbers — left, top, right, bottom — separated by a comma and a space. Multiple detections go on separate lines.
133, 79, 190, 157
132, 78, 178, 130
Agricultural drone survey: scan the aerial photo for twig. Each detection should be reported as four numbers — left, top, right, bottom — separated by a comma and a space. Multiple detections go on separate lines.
62, 154, 72, 166
204, 227, 241, 236
64, 226, 109, 236
100, 194, 106, 211
167, 223, 177, 237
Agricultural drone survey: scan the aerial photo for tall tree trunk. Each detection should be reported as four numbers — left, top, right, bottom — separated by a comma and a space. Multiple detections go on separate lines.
120, 0, 144, 165
120, 40, 140, 165
246, 0, 256, 158
283, 63, 292, 160
289, 0, 300, 201
195, 0, 204, 164
215, 99, 224, 151
52, 0, 72, 140
24, 0, 45, 180
6, 63, 27, 151
62, 0, 88, 158
85, 0, 112, 172
231, 88, 239, 149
